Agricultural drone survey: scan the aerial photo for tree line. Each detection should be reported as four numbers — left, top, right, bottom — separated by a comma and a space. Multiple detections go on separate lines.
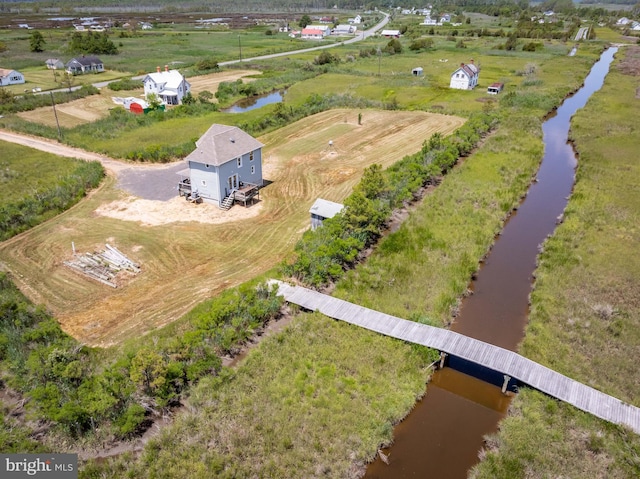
282, 112, 498, 287
0, 275, 282, 441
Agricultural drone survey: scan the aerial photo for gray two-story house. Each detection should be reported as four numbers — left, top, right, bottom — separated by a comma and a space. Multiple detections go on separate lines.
179, 124, 264, 209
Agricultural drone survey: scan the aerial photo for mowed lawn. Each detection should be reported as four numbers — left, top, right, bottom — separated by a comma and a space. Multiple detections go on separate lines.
0, 109, 464, 347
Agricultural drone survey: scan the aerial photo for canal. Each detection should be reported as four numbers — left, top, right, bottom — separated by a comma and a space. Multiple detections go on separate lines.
364, 47, 618, 478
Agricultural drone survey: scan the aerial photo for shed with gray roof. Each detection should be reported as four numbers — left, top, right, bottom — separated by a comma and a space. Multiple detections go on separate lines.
309, 198, 344, 230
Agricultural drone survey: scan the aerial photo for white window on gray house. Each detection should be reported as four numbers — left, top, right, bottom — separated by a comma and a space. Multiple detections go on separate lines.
251, 165, 255, 174
250, 151, 254, 161
201, 180, 207, 186
237, 157, 242, 168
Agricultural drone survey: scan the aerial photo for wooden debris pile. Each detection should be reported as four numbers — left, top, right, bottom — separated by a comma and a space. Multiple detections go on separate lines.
64, 244, 140, 288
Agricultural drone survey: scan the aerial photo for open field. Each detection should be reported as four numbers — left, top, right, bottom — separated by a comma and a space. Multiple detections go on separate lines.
0, 109, 464, 347
187, 68, 261, 95
471, 45, 640, 478
16, 69, 262, 128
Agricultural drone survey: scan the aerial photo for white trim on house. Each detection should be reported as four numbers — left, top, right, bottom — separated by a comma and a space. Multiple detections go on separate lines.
0, 69, 25, 86
449, 61, 479, 90
142, 66, 191, 105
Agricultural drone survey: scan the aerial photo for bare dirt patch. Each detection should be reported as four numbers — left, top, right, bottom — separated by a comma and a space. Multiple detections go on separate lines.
188, 69, 262, 96
617, 45, 640, 76
0, 109, 465, 347
95, 195, 262, 226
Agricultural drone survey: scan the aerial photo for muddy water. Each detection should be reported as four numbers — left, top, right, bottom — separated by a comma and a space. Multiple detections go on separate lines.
364, 47, 618, 478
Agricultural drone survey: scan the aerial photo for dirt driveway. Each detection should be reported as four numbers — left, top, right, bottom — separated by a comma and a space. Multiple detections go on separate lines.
1, 129, 183, 199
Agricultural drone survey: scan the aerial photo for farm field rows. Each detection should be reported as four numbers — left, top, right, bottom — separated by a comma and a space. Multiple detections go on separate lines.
0, 108, 464, 347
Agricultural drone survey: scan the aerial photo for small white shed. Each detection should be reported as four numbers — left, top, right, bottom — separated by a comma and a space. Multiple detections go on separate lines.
309, 198, 344, 230
412, 67, 424, 76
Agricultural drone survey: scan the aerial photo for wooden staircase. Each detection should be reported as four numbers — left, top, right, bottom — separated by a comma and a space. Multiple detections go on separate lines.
220, 192, 235, 210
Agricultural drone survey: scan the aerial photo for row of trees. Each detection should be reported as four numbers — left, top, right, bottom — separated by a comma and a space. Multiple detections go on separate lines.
282, 112, 498, 287
0, 275, 282, 439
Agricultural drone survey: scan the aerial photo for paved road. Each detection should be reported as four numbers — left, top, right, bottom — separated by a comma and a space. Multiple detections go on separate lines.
0, 130, 184, 201
219, 12, 389, 66
39, 12, 389, 94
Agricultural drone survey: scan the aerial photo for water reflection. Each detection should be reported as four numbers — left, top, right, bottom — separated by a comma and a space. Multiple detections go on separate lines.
363, 47, 618, 478
222, 90, 284, 113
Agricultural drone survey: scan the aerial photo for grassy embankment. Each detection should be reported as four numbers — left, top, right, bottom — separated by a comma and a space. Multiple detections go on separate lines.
470, 45, 640, 478
0, 141, 103, 240
77, 43, 607, 478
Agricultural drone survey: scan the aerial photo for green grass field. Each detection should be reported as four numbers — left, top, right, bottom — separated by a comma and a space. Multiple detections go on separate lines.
1, 14, 637, 477
471, 45, 640, 479
73, 37, 619, 478
0, 141, 83, 202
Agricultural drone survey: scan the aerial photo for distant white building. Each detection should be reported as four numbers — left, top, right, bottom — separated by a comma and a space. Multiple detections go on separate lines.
301, 28, 325, 40
0, 68, 25, 86
450, 61, 479, 90
45, 58, 64, 70
381, 29, 400, 38
423, 15, 438, 25
333, 24, 357, 35
142, 65, 191, 105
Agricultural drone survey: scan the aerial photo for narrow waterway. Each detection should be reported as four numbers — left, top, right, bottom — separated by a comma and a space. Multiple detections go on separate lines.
365, 47, 618, 478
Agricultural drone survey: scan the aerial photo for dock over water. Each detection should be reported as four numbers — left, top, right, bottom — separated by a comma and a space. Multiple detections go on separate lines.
271, 280, 640, 434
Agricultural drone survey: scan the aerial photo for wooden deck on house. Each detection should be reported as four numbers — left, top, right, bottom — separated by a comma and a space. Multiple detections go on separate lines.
270, 280, 640, 435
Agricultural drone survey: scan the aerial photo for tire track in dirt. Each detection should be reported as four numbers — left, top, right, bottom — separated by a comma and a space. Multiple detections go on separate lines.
0, 110, 465, 346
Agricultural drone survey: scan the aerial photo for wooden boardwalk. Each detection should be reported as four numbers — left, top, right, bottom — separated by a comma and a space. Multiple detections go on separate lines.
271, 280, 640, 435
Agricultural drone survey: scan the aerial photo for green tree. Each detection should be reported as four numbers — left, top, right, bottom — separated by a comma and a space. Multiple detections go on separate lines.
299, 14, 312, 28
29, 30, 45, 52
198, 90, 214, 103
129, 348, 168, 397
146, 92, 162, 109
181, 91, 196, 105
385, 38, 402, 54
60, 72, 76, 92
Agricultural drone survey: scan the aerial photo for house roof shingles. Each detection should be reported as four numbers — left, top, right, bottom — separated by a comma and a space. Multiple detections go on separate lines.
68, 56, 103, 66
143, 69, 188, 92
186, 124, 264, 167
453, 62, 478, 78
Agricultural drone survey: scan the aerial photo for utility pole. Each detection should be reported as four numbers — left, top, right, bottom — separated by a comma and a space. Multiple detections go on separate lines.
377, 47, 381, 76
238, 34, 242, 61
50, 91, 62, 141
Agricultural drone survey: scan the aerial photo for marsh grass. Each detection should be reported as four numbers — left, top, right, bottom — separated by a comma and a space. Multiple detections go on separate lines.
471, 46, 640, 478
83, 313, 436, 478
76, 38, 610, 478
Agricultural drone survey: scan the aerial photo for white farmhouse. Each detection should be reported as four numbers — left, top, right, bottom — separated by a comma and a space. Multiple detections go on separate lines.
0, 68, 25, 86
142, 65, 191, 105
449, 61, 479, 90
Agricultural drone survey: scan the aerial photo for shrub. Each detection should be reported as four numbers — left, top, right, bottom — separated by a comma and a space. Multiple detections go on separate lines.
195, 58, 219, 71
409, 38, 434, 51
108, 77, 143, 91
314, 51, 339, 65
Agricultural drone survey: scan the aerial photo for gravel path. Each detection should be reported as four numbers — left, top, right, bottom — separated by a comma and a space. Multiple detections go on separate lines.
0, 129, 184, 201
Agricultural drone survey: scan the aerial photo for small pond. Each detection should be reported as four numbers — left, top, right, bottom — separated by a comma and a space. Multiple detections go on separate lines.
222, 90, 284, 113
